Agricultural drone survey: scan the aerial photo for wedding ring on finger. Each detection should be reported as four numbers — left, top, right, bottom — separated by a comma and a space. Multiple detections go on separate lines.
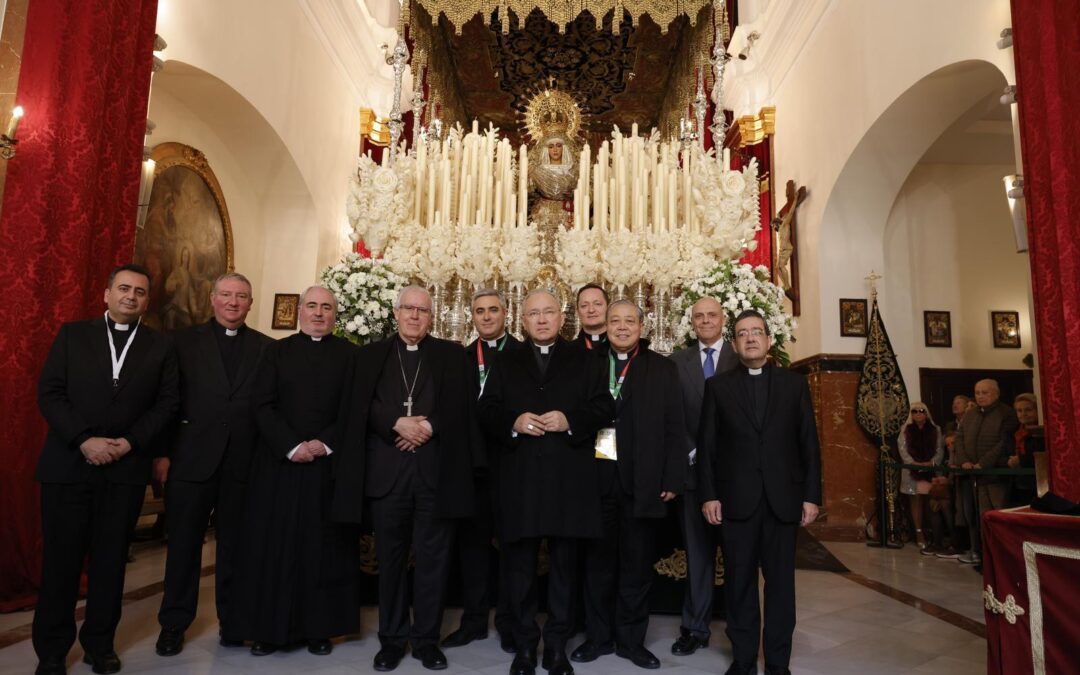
527, 424, 534, 430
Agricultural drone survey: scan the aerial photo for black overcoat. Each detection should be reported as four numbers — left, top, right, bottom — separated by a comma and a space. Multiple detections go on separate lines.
478, 337, 614, 541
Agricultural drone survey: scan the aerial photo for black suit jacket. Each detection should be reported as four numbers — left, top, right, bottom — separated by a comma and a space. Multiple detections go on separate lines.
604, 347, 688, 518
479, 337, 614, 541
36, 317, 179, 486
670, 340, 739, 490
696, 363, 821, 523
167, 322, 272, 482
333, 335, 475, 523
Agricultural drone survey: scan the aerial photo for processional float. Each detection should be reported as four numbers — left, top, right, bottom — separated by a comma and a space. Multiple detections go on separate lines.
347, 0, 762, 350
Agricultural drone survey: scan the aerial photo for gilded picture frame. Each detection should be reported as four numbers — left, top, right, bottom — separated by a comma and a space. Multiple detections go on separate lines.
923, 311, 952, 348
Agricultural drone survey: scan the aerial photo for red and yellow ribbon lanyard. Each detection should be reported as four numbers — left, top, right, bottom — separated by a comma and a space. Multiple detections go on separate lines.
608, 345, 640, 400
477, 334, 508, 388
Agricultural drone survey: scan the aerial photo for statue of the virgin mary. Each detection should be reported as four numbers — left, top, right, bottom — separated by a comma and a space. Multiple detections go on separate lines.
524, 89, 582, 262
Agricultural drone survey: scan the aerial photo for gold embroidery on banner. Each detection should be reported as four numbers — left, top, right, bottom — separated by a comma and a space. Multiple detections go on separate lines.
1022, 541, 1080, 675
982, 584, 1025, 624
360, 534, 378, 574
652, 548, 725, 586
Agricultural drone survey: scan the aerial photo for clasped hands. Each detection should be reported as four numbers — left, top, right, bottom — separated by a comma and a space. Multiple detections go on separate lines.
513, 411, 569, 436
702, 500, 819, 527
289, 439, 330, 463
80, 437, 131, 466
394, 416, 433, 452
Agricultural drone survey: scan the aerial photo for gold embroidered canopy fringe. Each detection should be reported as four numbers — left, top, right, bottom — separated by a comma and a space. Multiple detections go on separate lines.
408, 0, 714, 34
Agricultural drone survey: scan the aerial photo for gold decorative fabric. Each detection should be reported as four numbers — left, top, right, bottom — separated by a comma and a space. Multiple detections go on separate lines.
413, 0, 713, 34
855, 300, 909, 440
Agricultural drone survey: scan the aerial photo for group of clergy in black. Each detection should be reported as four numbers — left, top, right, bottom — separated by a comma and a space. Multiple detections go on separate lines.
31, 264, 820, 675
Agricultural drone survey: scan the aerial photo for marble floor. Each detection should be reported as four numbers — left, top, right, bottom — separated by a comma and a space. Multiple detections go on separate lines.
0, 539, 987, 675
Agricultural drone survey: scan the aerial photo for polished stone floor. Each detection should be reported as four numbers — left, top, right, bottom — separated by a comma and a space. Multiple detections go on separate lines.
0, 540, 987, 675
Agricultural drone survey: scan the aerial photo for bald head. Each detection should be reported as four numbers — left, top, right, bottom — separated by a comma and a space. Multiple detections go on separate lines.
691, 296, 725, 345
974, 379, 1000, 408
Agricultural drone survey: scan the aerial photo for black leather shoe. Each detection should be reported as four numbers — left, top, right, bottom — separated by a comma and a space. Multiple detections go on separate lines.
441, 626, 487, 648
724, 662, 757, 675
250, 642, 277, 656
155, 628, 184, 656
671, 633, 708, 655
547, 651, 574, 675
373, 644, 406, 672
413, 645, 449, 670
763, 666, 790, 675
219, 637, 244, 647
510, 647, 537, 675
499, 631, 517, 654
82, 651, 121, 674
616, 646, 661, 669
569, 640, 612, 663
307, 639, 333, 655
35, 655, 66, 675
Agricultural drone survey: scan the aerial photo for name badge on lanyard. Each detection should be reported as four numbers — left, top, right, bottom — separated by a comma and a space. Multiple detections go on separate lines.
477, 335, 507, 397
105, 311, 140, 390
595, 428, 618, 461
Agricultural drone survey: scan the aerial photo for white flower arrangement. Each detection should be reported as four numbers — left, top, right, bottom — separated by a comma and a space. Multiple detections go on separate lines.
455, 224, 500, 287
599, 229, 646, 292
643, 231, 682, 289
691, 148, 761, 260
381, 222, 423, 278
416, 221, 458, 286
673, 260, 797, 364
674, 231, 719, 285
499, 225, 541, 287
320, 253, 407, 345
555, 226, 601, 290
346, 152, 415, 255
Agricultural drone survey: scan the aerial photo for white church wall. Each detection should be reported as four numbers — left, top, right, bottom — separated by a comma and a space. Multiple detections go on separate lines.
883, 162, 1034, 401
754, 0, 1017, 360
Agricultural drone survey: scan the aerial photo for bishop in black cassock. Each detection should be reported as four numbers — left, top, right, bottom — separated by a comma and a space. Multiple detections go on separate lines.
334, 285, 474, 673
224, 286, 359, 657
479, 289, 613, 675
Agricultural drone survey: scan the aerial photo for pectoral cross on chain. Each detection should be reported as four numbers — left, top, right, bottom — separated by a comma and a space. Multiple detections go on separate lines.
403, 396, 414, 416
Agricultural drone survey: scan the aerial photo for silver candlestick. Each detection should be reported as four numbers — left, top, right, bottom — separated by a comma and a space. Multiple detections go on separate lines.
386, 36, 409, 164
693, 68, 708, 152
708, 40, 729, 151
411, 65, 426, 150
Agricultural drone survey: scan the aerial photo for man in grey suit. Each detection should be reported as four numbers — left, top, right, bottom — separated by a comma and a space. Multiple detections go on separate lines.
668, 297, 739, 656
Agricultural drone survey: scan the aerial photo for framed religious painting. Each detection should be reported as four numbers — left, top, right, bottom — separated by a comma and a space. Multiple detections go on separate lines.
134, 142, 234, 331
923, 311, 952, 348
272, 294, 300, 330
839, 299, 868, 337
991, 310, 1021, 348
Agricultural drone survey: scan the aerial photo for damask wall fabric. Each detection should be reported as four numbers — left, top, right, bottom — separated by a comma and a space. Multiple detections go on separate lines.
0, 0, 159, 610
1011, 0, 1080, 502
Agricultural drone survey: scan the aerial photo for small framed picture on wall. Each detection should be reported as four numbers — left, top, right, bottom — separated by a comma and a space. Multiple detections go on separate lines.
991, 310, 1021, 348
839, 299, 868, 337
272, 293, 300, 330
923, 311, 952, 347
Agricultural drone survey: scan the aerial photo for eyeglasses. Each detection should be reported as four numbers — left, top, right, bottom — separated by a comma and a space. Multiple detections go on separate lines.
911, 408, 927, 414
397, 304, 432, 315
735, 327, 767, 339
525, 309, 560, 319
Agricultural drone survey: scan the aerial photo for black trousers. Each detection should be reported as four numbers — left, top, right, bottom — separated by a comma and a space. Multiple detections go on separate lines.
678, 485, 717, 640
582, 489, 657, 649
158, 464, 246, 631
720, 495, 798, 669
503, 536, 578, 653
32, 478, 145, 660
371, 461, 452, 649
452, 473, 513, 635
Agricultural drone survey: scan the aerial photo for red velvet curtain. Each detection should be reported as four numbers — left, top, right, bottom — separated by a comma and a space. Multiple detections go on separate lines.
733, 139, 773, 271
1011, 0, 1080, 503
0, 0, 159, 611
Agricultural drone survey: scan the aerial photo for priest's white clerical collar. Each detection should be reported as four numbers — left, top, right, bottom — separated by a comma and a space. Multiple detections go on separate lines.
748, 367, 763, 376
304, 333, 323, 342
590, 333, 601, 341
616, 351, 629, 360
225, 328, 238, 337
536, 342, 554, 354
112, 321, 130, 331
485, 335, 504, 348
406, 344, 419, 351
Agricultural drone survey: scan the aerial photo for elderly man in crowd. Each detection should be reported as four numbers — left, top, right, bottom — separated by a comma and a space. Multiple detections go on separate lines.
952, 379, 1018, 567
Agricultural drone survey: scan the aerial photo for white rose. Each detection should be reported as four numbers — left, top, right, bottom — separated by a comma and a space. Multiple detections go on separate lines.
372, 167, 398, 194
721, 171, 747, 197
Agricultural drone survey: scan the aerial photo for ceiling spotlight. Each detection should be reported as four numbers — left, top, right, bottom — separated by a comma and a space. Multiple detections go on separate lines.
1006, 175, 1024, 200
737, 31, 760, 60
997, 28, 1013, 50
1000, 85, 1016, 105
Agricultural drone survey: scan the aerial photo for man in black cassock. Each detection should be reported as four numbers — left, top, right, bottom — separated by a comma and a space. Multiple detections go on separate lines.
154, 272, 271, 656
479, 289, 613, 675
224, 286, 358, 657
34, 264, 178, 675
572, 283, 609, 354
441, 288, 524, 654
334, 285, 474, 672
697, 310, 822, 675
573, 300, 686, 670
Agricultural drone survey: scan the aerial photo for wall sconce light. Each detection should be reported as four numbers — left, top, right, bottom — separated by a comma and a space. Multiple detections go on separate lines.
1000, 85, 1017, 105
996, 28, 1013, 50
1003, 174, 1027, 252
1, 105, 24, 160
737, 31, 761, 60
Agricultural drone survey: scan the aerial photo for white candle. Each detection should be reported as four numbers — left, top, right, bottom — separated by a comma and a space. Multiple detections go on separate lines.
494, 178, 503, 228
667, 169, 677, 232
427, 157, 437, 226
518, 144, 528, 227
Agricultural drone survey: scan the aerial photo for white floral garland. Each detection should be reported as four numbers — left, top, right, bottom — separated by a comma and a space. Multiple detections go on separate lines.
674, 260, 796, 363
555, 227, 601, 290
416, 221, 458, 286
346, 153, 415, 256
499, 225, 541, 286
455, 224, 500, 287
691, 149, 761, 260
320, 254, 406, 345
599, 229, 646, 291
